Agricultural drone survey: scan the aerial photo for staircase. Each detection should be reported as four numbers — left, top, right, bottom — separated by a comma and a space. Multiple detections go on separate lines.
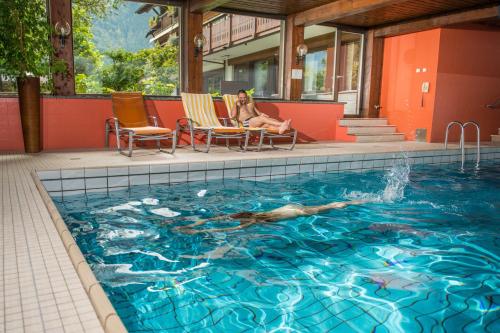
339, 118, 405, 142
492, 128, 500, 144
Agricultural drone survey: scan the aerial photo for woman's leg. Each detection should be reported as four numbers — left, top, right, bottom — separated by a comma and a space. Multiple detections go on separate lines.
250, 116, 291, 134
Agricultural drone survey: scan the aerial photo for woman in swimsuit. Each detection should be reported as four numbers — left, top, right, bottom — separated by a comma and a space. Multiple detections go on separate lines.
174, 200, 367, 234
231, 90, 291, 134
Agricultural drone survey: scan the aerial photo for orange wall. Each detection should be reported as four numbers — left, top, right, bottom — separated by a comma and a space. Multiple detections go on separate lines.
380, 29, 441, 141
432, 28, 500, 142
381, 28, 500, 142
0, 97, 345, 152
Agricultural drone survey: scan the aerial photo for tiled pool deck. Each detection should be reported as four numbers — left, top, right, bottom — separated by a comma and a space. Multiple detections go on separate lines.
1, 141, 499, 332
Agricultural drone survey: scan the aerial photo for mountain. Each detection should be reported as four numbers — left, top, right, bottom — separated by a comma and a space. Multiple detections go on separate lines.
92, 2, 153, 52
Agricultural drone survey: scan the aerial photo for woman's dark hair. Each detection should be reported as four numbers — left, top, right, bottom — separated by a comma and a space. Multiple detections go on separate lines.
237, 89, 247, 95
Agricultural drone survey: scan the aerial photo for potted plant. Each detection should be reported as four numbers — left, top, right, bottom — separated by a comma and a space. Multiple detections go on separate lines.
0, 0, 59, 153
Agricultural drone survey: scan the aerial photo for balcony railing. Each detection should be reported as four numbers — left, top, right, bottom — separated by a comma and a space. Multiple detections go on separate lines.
203, 14, 280, 54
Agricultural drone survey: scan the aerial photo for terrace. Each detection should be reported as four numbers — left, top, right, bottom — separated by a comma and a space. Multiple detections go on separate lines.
1, 0, 499, 333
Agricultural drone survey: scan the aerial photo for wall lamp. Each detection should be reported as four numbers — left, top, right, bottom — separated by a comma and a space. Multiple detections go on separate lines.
194, 33, 206, 58
54, 21, 71, 49
296, 43, 308, 65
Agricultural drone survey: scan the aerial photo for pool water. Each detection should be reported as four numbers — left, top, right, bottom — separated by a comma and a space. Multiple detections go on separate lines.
55, 160, 500, 332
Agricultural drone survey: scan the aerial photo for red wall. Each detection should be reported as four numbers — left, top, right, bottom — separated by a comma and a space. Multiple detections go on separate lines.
380, 28, 500, 142
0, 98, 24, 152
432, 28, 500, 142
380, 29, 441, 141
0, 97, 345, 152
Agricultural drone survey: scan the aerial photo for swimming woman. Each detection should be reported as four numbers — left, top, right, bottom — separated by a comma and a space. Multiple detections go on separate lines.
174, 199, 367, 234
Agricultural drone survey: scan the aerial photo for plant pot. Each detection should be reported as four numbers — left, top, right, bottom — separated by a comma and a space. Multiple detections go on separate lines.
17, 76, 42, 153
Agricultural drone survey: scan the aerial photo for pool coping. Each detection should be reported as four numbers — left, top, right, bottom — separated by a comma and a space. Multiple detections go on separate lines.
37, 146, 500, 198
31, 146, 500, 332
31, 172, 128, 333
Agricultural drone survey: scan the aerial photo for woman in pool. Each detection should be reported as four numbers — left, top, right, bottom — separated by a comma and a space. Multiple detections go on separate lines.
174, 199, 367, 234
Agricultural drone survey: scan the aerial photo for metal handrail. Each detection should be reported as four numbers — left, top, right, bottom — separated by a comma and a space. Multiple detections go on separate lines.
444, 121, 465, 170
444, 120, 481, 170
463, 121, 480, 169
486, 99, 500, 109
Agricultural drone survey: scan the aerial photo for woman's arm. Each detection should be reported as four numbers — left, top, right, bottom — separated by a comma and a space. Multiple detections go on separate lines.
230, 103, 239, 119
253, 104, 269, 117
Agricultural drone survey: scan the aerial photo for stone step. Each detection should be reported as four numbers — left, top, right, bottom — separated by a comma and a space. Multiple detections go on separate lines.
347, 125, 396, 135
491, 134, 500, 143
353, 133, 405, 143
339, 118, 388, 126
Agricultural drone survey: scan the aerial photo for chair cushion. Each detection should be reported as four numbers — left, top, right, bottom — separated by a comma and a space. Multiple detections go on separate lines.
265, 128, 295, 134
195, 126, 246, 134
123, 126, 172, 135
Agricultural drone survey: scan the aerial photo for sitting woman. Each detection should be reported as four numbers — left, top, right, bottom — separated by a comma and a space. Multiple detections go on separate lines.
231, 89, 291, 134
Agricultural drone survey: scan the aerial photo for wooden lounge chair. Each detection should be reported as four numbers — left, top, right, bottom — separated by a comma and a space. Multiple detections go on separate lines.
178, 93, 257, 152
105, 92, 176, 157
222, 94, 297, 150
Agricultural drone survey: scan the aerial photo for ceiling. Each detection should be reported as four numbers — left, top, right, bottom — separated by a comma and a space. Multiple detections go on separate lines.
329, 0, 500, 28
214, 0, 500, 28
129, 0, 500, 30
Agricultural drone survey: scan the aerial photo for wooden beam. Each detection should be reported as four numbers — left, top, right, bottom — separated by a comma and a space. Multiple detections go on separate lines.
181, 2, 204, 93
127, 0, 184, 6
294, 0, 404, 27
374, 5, 500, 37
284, 15, 304, 100
48, 0, 75, 95
361, 30, 384, 118
190, 0, 231, 13
215, 7, 286, 20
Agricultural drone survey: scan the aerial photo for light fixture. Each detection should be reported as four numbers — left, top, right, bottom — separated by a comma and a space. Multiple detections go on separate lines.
296, 43, 308, 65
54, 21, 71, 49
194, 33, 206, 58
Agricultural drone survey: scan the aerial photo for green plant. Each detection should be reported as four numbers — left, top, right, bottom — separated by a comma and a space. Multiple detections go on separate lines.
245, 88, 255, 97
0, 0, 54, 78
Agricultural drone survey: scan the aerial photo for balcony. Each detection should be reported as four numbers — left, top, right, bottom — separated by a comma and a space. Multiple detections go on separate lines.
150, 12, 179, 43
203, 15, 281, 54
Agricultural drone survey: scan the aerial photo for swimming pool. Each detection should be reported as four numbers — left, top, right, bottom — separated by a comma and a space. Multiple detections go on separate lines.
54, 160, 499, 332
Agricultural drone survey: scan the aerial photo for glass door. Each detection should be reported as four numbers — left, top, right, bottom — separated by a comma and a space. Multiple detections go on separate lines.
335, 31, 364, 115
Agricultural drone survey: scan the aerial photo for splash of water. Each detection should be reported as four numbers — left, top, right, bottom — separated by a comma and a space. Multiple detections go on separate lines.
382, 153, 410, 202
344, 153, 410, 203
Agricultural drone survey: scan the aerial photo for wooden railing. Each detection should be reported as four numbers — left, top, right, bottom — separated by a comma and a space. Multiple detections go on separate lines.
203, 14, 280, 54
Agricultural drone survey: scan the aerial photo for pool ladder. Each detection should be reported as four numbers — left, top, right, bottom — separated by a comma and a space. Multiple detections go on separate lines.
444, 121, 480, 170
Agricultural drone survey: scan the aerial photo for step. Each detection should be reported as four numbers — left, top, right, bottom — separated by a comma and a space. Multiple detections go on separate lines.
492, 134, 500, 143
347, 125, 396, 135
353, 133, 405, 143
339, 118, 388, 126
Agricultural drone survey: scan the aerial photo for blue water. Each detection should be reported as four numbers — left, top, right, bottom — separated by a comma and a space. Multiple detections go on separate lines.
54, 161, 500, 332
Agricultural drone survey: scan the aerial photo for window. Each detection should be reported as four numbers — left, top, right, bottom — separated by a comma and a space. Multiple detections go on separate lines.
301, 25, 364, 114
302, 25, 336, 100
72, 1, 180, 95
202, 13, 283, 98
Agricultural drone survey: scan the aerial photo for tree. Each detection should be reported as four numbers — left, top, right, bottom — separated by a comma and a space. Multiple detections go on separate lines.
72, 1, 180, 95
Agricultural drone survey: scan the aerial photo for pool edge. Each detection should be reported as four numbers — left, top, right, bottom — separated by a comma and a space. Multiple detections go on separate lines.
31, 171, 128, 333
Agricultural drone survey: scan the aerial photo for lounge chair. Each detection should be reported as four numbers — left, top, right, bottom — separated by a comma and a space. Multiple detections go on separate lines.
179, 93, 258, 152
105, 92, 176, 157
222, 94, 297, 150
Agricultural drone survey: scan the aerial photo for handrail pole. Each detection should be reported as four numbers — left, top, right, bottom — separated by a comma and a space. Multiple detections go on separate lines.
445, 121, 463, 150
463, 121, 480, 169
460, 125, 465, 171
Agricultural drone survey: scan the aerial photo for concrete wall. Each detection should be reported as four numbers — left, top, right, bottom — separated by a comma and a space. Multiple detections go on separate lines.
432, 28, 500, 142
0, 96, 345, 152
379, 29, 441, 141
